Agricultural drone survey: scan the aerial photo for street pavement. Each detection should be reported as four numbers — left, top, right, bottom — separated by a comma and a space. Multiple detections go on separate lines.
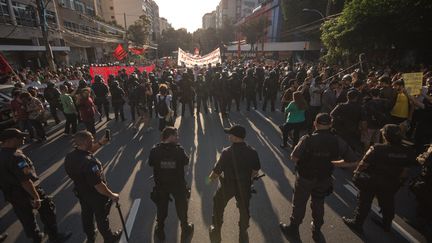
0, 101, 427, 243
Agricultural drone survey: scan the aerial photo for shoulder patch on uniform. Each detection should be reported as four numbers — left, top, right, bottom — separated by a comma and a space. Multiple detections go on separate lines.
17, 160, 28, 169
91, 165, 99, 173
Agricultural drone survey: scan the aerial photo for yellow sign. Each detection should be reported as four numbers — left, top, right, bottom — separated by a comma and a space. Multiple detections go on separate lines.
403, 72, 423, 95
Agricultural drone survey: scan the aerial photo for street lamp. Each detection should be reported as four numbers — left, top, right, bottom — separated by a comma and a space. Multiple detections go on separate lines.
302, 8, 325, 19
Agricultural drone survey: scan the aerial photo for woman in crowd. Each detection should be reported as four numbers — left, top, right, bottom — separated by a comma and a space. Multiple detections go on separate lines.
59, 84, 78, 135
280, 91, 307, 149
76, 88, 97, 135
20, 92, 46, 142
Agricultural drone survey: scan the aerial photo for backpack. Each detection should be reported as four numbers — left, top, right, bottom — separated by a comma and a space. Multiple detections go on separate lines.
157, 95, 169, 117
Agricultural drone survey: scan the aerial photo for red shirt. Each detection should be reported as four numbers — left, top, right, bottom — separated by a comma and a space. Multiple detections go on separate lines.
78, 97, 96, 122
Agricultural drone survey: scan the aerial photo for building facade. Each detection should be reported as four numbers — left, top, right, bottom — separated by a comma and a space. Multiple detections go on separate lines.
202, 11, 216, 29
142, 0, 160, 42
0, 0, 68, 69
159, 17, 172, 34
214, 0, 261, 28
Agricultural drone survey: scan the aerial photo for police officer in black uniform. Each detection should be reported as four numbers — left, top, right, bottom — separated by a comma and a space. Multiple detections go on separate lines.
195, 74, 209, 115
342, 124, 417, 234
243, 69, 258, 111
208, 125, 261, 243
0, 128, 72, 243
280, 113, 358, 242
64, 131, 122, 243
262, 70, 279, 112
91, 75, 111, 122
148, 127, 194, 241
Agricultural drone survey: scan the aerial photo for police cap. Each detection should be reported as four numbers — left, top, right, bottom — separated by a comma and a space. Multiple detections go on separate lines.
0, 128, 28, 141
224, 124, 246, 139
315, 113, 332, 126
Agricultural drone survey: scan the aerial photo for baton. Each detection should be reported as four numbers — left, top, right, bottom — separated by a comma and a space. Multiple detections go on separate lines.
116, 202, 129, 242
253, 174, 266, 181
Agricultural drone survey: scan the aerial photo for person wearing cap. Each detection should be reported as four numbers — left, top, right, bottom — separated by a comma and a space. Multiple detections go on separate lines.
64, 131, 122, 243
208, 125, 261, 243
342, 124, 417, 234
280, 113, 358, 242
0, 128, 72, 243
147, 127, 194, 241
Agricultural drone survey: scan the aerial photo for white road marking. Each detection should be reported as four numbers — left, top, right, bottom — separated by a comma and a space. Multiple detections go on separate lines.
343, 184, 420, 243
119, 198, 141, 243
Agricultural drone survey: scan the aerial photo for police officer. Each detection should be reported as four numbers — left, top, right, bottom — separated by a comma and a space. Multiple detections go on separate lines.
262, 70, 279, 112
243, 69, 258, 111
148, 127, 194, 241
342, 124, 417, 234
208, 125, 261, 243
91, 75, 111, 122
0, 128, 72, 243
195, 74, 209, 115
64, 131, 122, 243
229, 71, 242, 112
280, 113, 358, 242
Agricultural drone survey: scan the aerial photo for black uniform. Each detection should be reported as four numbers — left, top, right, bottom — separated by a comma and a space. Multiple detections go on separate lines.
262, 71, 279, 112
91, 81, 111, 121
44, 84, 62, 124
109, 84, 126, 121
290, 130, 357, 230
0, 148, 60, 242
64, 149, 118, 242
179, 76, 195, 117
242, 73, 257, 111
148, 143, 190, 229
211, 142, 261, 232
195, 77, 209, 114
351, 144, 416, 230
229, 72, 242, 112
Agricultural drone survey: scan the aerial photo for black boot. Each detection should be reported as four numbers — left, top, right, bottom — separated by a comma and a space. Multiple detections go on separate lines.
239, 230, 249, 243
209, 225, 221, 242
342, 216, 364, 234
155, 225, 165, 241
311, 222, 323, 242
181, 223, 194, 239
279, 222, 300, 239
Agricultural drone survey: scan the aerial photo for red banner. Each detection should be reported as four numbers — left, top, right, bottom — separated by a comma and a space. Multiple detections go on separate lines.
89, 64, 156, 83
0, 53, 13, 74
113, 44, 128, 60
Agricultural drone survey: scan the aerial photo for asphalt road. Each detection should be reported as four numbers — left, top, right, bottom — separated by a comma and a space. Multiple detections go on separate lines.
0, 100, 427, 243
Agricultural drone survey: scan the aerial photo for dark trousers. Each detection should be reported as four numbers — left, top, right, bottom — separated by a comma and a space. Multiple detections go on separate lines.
282, 122, 305, 147
353, 181, 398, 228
64, 113, 77, 134
8, 187, 58, 242
290, 176, 333, 228
212, 95, 220, 112
78, 197, 114, 241
96, 101, 110, 120
306, 106, 321, 129
196, 96, 208, 114
172, 97, 178, 116
154, 186, 188, 228
229, 95, 241, 112
29, 119, 46, 139
83, 119, 96, 135
246, 93, 257, 111
262, 95, 276, 111
181, 100, 194, 116
18, 119, 34, 139
212, 182, 251, 231
113, 105, 125, 121
49, 104, 61, 123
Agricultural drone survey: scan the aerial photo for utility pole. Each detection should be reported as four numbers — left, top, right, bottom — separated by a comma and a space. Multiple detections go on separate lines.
36, 0, 56, 71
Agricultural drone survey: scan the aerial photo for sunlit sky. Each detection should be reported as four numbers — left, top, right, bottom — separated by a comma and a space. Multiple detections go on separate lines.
155, 0, 220, 32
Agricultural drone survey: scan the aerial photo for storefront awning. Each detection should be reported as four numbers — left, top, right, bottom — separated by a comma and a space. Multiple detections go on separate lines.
0, 45, 71, 52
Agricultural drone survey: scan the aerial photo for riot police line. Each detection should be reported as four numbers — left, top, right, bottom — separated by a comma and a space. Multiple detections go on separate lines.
2, 62, 432, 242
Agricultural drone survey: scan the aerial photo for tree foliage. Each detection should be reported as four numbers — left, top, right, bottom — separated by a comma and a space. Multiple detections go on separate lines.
239, 16, 271, 52
127, 15, 151, 45
157, 28, 194, 57
321, 0, 432, 63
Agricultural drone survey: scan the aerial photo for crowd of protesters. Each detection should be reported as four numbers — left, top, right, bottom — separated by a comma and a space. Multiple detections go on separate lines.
3, 60, 432, 240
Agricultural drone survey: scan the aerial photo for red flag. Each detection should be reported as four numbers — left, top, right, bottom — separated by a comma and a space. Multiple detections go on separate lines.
113, 44, 128, 60
0, 53, 13, 74
129, 47, 146, 55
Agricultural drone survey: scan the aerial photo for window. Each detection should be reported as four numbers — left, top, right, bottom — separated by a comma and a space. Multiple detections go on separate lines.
111, 16, 114, 19
69, 0, 74, 10
109, 6, 113, 10
86, 6, 94, 16
46, 10, 56, 24
75, 1, 84, 13
0, 0, 11, 24
12, 1, 37, 27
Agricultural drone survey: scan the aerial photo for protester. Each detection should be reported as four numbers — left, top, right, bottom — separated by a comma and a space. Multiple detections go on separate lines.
59, 85, 78, 135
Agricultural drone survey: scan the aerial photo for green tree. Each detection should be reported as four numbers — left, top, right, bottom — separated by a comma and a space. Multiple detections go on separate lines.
239, 16, 271, 53
157, 28, 193, 57
321, 0, 432, 63
127, 15, 151, 45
